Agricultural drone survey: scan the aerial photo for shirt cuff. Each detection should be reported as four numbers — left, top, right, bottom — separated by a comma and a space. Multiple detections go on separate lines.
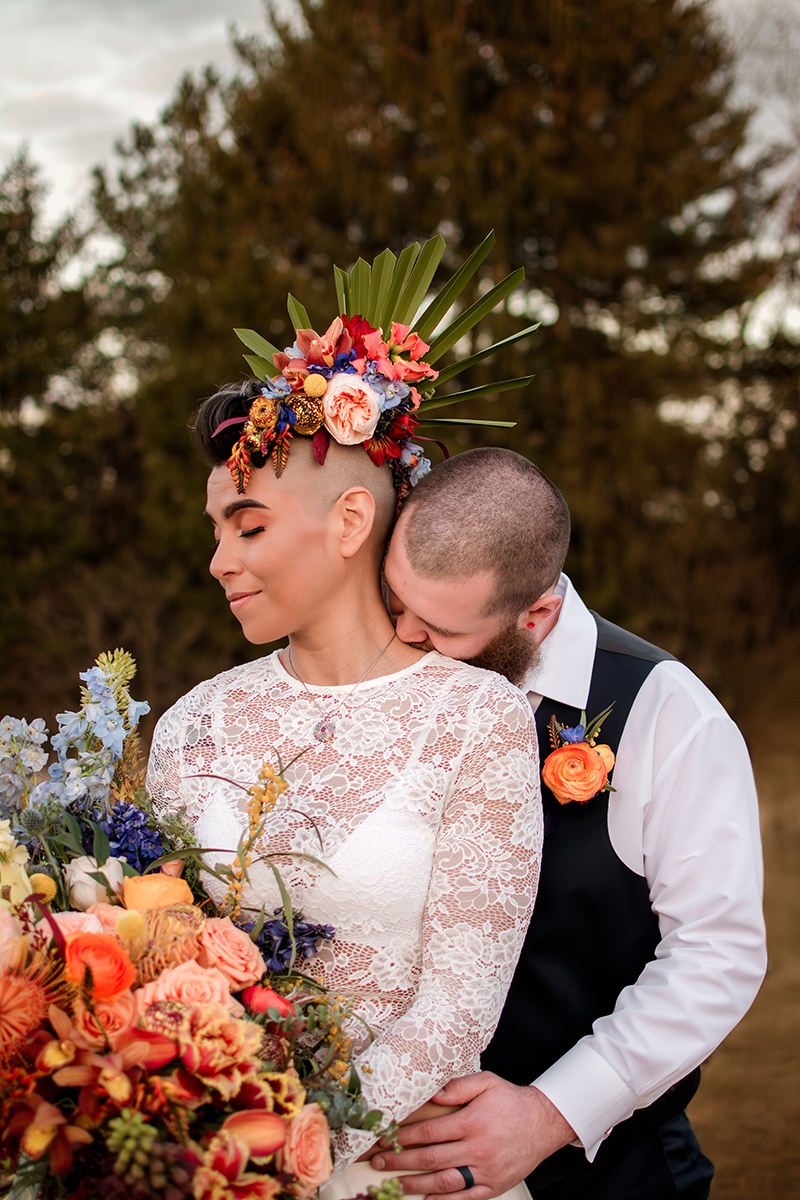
532, 1041, 636, 1162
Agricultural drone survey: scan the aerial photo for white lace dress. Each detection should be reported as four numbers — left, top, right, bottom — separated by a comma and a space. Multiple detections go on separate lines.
147, 650, 542, 1192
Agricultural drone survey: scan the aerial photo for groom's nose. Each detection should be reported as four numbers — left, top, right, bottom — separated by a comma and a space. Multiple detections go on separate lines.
394, 609, 433, 650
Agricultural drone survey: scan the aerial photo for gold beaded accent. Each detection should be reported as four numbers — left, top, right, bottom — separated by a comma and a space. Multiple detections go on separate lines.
292, 395, 325, 435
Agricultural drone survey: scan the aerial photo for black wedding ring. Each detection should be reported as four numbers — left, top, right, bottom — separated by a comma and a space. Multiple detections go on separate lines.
456, 1166, 475, 1190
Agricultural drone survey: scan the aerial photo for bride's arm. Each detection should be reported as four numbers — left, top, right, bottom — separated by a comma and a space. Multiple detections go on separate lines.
333, 677, 542, 1168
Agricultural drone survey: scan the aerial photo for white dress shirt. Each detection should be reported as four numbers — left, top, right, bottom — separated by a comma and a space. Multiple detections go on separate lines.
520, 576, 767, 1159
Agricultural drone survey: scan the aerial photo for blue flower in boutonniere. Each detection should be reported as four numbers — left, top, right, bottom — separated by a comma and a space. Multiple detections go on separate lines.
542, 703, 616, 805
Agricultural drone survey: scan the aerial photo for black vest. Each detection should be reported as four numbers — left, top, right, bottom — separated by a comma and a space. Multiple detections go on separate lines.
482, 617, 699, 1166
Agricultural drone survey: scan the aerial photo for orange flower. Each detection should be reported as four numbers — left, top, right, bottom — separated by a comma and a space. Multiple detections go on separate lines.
594, 743, 616, 772
542, 742, 609, 805
63, 932, 136, 1000
197, 918, 266, 990
18, 1099, 93, 1172
191, 1131, 282, 1200
222, 1109, 288, 1158
122, 873, 194, 911
278, 1103, 333, 1197
72, 988, 138, 1049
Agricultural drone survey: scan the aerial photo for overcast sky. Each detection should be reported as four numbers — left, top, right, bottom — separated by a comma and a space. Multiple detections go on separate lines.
1, 0, 798, 228
0, 0, 268, 222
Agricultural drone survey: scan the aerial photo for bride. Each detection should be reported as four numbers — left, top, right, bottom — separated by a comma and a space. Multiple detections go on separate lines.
146, 326, 542, 1199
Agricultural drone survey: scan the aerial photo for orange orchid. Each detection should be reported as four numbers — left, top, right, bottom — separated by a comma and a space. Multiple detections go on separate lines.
14, 1099, 92, 1173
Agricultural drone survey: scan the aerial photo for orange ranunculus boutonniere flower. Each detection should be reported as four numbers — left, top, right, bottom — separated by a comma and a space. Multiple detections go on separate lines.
63, 931, 137, 999
122, 873, 193, 911
542, 705, 616, 806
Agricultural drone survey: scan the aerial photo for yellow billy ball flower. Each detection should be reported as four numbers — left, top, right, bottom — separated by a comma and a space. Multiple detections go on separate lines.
29, 873, 57, 904
116, 910, 146, 940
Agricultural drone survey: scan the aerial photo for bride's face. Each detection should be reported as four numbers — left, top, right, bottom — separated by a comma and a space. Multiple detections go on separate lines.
206, 462, 335, 644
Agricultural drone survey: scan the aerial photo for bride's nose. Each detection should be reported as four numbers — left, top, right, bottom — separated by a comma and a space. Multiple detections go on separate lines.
209, 537, 239, 580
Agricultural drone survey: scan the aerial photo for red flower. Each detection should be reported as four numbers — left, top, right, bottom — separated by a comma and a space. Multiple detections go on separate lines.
366, 411, 418, 466
341, 314, 376, 357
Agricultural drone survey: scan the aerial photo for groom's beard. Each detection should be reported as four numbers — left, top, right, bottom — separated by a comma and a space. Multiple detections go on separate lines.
466, 623, 541, 686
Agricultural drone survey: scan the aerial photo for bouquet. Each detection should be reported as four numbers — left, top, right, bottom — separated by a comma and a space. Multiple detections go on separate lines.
0, 651, 393, 1200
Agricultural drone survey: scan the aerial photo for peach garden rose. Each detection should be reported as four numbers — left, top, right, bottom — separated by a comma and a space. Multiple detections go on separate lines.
322, 373, 381, 445
135, 958, 244, 1017
278, 1102, 333, 1197
197, 917, 266, 990
72, 989, 138, 1049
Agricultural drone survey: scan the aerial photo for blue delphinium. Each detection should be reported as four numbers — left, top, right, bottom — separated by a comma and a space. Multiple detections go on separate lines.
79, 800, 165, 872
243, 910, 335, 972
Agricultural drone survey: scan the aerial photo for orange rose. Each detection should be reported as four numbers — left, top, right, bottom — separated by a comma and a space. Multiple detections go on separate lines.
72, 989, 137, 1048
322, 374, 381, 445
136, 959, 244, 1017
122, 873, 194, 911
278, 1103, 333, 1197
542, 742, 609, 805
197, 918, 266, 990
63, 931, 137, 1000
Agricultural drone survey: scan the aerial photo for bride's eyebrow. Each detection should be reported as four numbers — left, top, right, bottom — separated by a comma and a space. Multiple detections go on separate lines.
203, 499, 270, 521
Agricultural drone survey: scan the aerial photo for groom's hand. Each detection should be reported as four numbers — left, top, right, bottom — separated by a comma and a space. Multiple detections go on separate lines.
369, 1072, 575, 1200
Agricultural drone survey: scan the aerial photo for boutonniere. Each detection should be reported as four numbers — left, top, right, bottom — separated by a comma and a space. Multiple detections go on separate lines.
542, 703, 616, 805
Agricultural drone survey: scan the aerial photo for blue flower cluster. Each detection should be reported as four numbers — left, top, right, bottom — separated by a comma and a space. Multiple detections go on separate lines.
0, 666, 149, 823
244, 909, 335, 973
80, 799, 165, 872
0, 716, 49, 818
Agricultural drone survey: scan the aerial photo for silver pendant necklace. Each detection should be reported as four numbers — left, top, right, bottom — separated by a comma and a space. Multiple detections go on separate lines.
286, 632, 397, 743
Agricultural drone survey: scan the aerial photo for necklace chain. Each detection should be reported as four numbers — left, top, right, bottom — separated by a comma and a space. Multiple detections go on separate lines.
286, 632, 397, 743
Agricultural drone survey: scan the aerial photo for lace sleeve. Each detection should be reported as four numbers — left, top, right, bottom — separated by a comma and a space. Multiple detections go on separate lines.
332, 679, 542, 1168
146, 685, 213, 825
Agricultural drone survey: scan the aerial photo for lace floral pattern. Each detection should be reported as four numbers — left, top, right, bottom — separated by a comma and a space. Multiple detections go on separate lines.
147, 651, 542, 1167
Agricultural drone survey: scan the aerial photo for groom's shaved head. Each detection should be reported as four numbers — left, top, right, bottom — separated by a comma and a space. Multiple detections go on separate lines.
397, 448, 570, 616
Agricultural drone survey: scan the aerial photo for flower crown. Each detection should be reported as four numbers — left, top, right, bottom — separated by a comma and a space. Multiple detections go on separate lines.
220, 232, 538, 499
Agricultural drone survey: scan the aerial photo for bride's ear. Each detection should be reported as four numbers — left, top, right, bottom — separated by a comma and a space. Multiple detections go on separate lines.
335, 486, 377, 558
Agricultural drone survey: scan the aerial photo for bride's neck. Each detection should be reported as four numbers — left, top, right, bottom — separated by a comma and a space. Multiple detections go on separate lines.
285, 585, 423, 686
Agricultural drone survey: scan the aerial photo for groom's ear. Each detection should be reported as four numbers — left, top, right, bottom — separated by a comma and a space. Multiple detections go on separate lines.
517, 590, 563, 644
335, 486, 377, 559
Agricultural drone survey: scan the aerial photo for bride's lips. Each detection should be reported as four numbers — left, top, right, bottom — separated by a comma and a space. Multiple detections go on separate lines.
227, 591, 260, 612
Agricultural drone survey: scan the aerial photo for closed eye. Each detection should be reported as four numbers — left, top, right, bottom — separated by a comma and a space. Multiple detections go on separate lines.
239, 526, 266, 538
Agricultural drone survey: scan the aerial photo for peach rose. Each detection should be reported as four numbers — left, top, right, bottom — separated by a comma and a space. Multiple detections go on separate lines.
64, 931, 137, 999
87, 901, 126, 933
38, 910, 104, 940
197, 918, 266, 990
72, 989, 138, 1049
322, 373, 381, 445
136, 959, 243, 1017
279, 1103, 333, 1197
122, 873, 193, 911
542, 742, 609, 805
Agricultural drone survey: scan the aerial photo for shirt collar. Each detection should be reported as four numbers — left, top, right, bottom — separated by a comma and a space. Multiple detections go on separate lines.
520, 574, 597, 709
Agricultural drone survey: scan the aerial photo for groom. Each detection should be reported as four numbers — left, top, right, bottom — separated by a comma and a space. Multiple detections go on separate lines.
373, 448, 766, 1200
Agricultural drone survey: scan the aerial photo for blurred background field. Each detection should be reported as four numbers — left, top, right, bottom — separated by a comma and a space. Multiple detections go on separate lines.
1, 2, 798, 1192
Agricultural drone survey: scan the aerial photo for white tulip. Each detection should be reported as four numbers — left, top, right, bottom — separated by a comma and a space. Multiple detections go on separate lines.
64, 855, 125, 911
